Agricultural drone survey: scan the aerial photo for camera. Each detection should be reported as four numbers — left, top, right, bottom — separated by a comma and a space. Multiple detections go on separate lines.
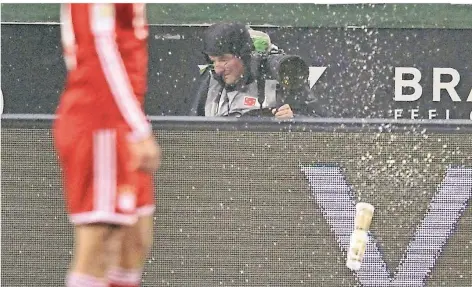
255, 49, 309, 90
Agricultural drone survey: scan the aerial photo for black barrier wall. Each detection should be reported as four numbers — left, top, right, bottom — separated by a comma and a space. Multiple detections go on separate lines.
2, 118, 472, 287
2, 24, 472, 119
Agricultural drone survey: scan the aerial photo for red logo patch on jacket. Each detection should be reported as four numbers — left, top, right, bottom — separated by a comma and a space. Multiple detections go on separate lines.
244, 97, 257, 107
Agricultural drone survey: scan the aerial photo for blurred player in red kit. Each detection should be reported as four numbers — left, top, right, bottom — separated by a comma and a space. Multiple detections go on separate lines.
53, 4, 161, 287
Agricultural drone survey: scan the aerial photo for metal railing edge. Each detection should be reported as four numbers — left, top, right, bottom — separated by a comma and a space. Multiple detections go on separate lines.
2, 113, 472, 126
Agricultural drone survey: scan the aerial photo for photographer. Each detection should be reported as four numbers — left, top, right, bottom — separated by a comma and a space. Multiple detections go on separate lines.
189, 22, 318, 118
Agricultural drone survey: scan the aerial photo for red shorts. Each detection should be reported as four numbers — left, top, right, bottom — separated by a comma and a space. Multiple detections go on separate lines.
53, 119, 155, 226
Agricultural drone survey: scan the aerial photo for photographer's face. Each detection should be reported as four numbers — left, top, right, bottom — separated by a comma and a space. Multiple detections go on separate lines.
209, 54, 244, 85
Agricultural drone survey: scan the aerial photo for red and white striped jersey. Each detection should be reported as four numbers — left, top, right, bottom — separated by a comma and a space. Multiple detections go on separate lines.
57, 3, 150, 141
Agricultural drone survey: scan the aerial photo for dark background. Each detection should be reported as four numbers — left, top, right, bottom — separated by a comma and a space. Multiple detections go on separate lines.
2, 24, 472, 118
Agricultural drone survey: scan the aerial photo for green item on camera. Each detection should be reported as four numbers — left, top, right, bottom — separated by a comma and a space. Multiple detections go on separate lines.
253, 37, 270, 53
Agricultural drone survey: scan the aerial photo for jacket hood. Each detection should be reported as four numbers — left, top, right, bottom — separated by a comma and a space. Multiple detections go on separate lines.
203, 22, 254, 58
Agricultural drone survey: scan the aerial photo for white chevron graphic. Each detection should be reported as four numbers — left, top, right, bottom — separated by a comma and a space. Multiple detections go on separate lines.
301, 166, 472, 287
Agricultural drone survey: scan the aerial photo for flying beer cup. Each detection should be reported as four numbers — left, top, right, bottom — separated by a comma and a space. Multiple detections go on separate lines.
346, 202, 375, 271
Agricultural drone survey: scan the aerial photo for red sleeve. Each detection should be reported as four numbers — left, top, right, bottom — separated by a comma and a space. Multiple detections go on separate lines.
89, 3, 151, 142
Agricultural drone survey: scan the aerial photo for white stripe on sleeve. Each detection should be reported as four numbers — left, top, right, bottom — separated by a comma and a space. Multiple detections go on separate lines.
90, 4, 151, 142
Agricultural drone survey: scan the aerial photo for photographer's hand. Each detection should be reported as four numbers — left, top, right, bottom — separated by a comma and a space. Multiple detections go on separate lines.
272, 104, 294, 119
